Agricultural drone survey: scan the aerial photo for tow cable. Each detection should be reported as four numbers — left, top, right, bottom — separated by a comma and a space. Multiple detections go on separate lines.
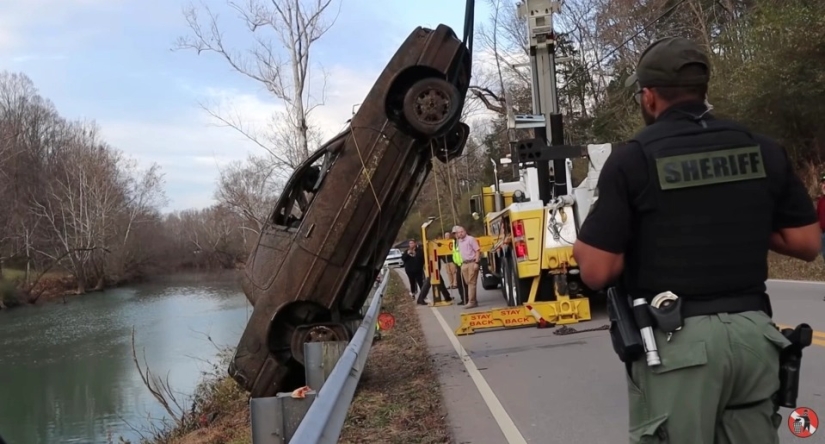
553, 324, 610, 335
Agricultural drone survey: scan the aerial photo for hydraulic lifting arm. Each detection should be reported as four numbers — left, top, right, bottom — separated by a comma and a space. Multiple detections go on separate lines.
511, 0, 567, 203
509, 0, 612, 227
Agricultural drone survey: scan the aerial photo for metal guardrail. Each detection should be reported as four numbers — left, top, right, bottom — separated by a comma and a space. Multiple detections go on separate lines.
250, 266, 390, 444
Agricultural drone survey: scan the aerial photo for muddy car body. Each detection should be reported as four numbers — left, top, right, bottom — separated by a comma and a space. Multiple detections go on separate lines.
229, 24, 472, 398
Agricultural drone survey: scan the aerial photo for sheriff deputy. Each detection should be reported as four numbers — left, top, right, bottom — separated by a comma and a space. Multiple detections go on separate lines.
573, 37, 821, 444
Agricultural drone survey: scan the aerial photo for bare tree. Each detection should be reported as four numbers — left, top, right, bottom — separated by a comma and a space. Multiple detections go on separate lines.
31, 121, 115, 293
469, 0, 532, 116
215, 152, 282, 233
174, 0, 342, 169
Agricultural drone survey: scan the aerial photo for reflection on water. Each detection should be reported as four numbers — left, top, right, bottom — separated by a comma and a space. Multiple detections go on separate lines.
0, 273, 252, 444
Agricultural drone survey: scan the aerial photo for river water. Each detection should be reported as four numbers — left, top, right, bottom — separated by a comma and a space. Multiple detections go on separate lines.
0, 273, 252, 444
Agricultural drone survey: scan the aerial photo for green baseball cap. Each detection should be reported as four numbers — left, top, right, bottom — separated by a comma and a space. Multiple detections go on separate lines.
626, 37, 710, 89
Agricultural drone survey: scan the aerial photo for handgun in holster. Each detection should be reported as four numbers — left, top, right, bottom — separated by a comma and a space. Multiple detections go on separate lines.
606, 286, 645, 363
775, 323, 813, 409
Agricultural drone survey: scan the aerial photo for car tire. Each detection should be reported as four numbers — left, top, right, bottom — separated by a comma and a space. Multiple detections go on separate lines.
402, 77, 461, 139
434, 121, 469, 164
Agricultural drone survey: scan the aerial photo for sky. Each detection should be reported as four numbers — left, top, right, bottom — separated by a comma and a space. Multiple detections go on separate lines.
0, 0, 498, 212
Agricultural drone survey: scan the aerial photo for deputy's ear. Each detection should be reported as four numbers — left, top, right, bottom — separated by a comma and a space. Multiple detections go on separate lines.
642, 88, 655, 108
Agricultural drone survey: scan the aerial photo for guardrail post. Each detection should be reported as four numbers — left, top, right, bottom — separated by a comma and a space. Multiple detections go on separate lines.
250, 391, 318, 444
304, 341, 349, 390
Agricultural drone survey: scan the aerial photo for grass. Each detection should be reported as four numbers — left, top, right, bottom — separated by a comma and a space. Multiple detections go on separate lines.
0, 267, 76, 309
140, 270, 451, 444
162, 374, 252, 444
337, 272, 451, 444
1, 267, 68, 281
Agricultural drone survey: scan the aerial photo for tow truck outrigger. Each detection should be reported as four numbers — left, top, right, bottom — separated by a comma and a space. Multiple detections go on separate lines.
454, 0, 617, 336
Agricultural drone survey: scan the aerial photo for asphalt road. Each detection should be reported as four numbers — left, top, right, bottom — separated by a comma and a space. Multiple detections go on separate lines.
394, 269, 825, 444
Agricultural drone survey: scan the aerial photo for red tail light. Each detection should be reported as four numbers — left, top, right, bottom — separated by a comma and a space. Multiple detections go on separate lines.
515, 241, 528, 260
512, 220, 525, 239
512, 220, 527, 261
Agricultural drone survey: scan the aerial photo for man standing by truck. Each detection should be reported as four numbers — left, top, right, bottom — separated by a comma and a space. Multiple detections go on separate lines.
455, 225, 481, 309
401, 240, 425, 299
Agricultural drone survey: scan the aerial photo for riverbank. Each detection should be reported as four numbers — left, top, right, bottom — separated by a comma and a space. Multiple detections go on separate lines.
141, 270, 451, 444
0, 267, 242, 311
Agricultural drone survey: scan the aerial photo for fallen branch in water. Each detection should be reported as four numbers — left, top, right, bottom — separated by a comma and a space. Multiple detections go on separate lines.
124, 327, 250, 443
129, 326, 197, 439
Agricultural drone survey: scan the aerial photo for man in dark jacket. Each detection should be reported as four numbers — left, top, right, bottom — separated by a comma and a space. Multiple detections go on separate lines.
401, 240, 425, 298
817, 174, 825, 260
818, 175, 825, 300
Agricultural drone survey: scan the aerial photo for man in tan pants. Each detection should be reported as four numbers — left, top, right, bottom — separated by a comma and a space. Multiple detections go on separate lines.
454, 225, 481, 308
443, 230, 458, 288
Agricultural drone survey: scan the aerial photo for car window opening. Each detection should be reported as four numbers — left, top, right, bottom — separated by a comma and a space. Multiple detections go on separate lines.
272, 149, 337, 229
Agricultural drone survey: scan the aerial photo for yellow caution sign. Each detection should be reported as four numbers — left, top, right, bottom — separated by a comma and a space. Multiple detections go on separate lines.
454, 298, 592, 336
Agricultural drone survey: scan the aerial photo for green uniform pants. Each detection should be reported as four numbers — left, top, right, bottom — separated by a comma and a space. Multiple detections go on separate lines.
627, 310, 791, 444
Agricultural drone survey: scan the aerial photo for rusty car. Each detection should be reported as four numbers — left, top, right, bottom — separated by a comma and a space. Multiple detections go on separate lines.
228, 23, 473, 398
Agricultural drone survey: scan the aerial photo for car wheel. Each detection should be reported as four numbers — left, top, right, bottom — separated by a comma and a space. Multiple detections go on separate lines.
403, 77, 461, 139
434, 121, 469, 164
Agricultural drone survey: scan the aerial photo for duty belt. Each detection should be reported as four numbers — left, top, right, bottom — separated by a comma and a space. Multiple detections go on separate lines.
680, 293, 771, 318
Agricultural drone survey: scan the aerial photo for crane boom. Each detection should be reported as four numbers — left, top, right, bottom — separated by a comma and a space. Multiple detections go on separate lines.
508, 0, 569, 203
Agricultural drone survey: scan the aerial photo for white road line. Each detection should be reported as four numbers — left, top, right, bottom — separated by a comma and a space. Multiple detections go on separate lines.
430, 307, 529, 444
767, 279, 825, 285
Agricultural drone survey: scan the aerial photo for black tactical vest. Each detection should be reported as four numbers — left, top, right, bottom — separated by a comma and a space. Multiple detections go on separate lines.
623, 105, 774, 301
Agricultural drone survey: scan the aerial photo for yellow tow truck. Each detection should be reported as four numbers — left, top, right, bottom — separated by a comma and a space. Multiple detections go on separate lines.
454, 0, 615, 336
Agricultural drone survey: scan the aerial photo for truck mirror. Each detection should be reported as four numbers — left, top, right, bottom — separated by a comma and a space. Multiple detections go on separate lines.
469, 195, 480, 215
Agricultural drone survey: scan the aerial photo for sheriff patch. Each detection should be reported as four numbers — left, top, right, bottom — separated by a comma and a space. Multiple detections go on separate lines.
655, 145, 766, 190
